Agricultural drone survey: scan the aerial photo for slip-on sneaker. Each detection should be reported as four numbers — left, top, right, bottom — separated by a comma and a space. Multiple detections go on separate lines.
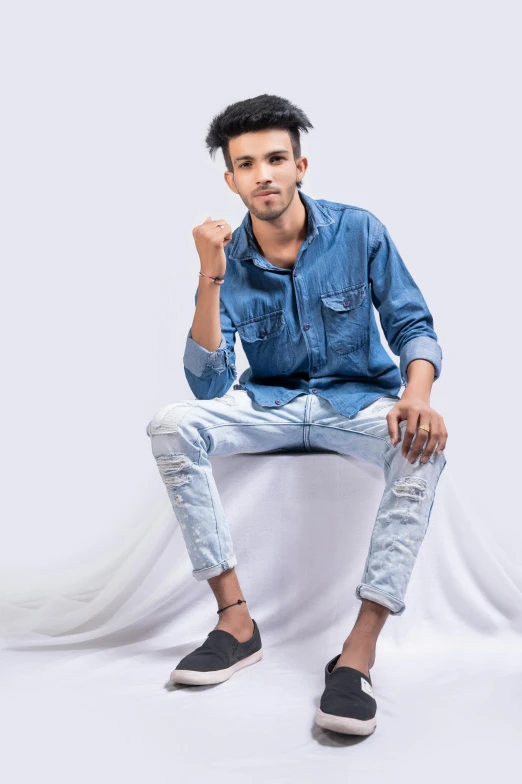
314, 653, 377, 735
169, 618, 263, 686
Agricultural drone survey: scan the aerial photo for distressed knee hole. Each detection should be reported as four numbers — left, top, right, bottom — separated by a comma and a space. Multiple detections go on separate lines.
392, 476, 428, 501
155, 453, 193, 489
149, 402, 201, 436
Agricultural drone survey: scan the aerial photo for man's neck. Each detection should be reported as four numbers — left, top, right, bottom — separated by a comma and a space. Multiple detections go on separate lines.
250, 190, 308, 261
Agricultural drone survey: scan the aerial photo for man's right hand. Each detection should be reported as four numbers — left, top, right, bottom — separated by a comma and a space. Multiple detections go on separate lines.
192, 217, 232, 280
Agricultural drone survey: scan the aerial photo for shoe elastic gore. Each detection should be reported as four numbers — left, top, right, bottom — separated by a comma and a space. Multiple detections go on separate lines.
315, 654, 377, 736
169, 619, 263, 686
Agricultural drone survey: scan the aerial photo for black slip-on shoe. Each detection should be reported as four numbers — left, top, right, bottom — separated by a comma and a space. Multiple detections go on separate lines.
314, 653, 377, 735
169, 618, 263, 685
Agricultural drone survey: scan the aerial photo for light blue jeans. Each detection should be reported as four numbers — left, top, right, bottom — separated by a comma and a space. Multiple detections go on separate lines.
146, 389, 447, 615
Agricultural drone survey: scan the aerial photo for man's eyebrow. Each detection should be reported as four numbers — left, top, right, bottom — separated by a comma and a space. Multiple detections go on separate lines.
233, 149, 289, 163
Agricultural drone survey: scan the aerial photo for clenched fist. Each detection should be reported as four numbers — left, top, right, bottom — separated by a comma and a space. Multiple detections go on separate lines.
192, 217, 233, 281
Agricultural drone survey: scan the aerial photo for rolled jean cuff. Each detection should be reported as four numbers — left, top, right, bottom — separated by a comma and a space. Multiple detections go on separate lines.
192, 554, 238, 582
355, 583, 406, 616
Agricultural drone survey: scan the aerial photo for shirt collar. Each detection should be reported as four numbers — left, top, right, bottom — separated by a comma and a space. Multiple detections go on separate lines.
227, 190, 335, 264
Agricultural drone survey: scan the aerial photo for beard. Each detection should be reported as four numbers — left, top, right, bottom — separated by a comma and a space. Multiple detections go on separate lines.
241, 181, 298, 222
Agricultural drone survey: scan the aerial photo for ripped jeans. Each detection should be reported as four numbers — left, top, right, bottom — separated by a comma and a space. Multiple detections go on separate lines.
146, 389, 447, 615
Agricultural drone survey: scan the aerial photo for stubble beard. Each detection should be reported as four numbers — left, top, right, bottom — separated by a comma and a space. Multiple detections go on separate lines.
247, 182, 297, 222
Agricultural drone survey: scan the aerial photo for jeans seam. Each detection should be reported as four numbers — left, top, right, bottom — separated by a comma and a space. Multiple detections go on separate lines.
188, 422, 306, 450
192, 422, 389, 443
193, 422, 304, 438
196, 445, 224, 565
313, 423, 389, 444
362, 485, 391, 584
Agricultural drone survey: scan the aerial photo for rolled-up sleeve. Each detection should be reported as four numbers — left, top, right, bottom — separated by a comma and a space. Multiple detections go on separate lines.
368, 217, 442, 386
183, 330, 229, 377
182, 288, 238, 399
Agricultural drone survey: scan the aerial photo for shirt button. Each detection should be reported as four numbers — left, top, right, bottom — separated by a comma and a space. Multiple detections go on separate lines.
259, 329, 267, 337
304, 324, 310, 330
312, 366, 318, 372
293, 270, 298, 276
275, 400, 281, 404
312, 388, 318, 393
343, 300, 349, 307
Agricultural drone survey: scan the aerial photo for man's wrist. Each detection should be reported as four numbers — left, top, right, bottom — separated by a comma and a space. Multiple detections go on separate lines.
402, 385, 431, 404
402, 359, 435, 403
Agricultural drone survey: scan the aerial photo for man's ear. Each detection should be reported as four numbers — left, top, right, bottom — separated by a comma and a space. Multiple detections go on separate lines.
296, 155, 308, 180
224, 170, 238, 194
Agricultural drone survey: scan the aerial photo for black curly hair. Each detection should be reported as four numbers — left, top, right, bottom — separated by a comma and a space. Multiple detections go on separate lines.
205, 94, 313, 189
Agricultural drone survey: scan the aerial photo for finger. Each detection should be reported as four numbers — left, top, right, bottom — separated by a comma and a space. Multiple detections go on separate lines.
401, 411, 420, 458
420, 429, 440, 463
408, 427, 430, 463
410, 412, 435, 462
197, 219, 230, 231
214, 223, 232, 238
436, 427, 448, 455
420, 415, 442, 462
193, 218, 227, 236
386, 409, 400, 445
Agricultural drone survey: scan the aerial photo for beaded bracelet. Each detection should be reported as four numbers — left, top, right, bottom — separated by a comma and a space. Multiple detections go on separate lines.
199, 270, 225, 285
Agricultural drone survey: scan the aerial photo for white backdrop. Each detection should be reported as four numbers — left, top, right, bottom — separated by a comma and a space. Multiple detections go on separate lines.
1, 1, 521, 782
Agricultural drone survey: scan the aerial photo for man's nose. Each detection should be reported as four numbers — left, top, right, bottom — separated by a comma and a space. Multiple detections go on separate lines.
256, 164, 272, 182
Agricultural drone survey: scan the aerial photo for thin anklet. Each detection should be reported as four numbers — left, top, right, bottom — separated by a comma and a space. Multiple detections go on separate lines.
217, 599, 246, 614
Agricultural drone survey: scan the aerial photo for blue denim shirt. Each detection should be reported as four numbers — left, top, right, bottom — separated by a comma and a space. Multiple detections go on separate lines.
183, 190, 442, 419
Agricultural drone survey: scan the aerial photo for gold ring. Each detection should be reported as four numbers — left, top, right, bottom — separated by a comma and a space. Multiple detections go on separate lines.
418, 424, 430, 433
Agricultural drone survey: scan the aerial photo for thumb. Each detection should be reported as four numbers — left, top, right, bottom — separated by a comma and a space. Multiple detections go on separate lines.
203, 216, 213, 223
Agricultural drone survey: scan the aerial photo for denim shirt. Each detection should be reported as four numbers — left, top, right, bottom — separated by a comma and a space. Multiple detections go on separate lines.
182, 190, 442, 419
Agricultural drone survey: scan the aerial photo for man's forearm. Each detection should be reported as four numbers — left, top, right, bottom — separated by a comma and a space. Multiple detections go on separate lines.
191, 276, 223, 352
402, 359, 435, 402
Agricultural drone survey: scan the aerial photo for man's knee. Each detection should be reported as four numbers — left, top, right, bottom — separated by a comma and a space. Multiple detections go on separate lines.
146, 400, 201, 437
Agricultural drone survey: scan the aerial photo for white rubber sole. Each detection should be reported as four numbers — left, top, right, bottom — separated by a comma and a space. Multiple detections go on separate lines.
314, 707, 377, 735
169, 648, 263, 685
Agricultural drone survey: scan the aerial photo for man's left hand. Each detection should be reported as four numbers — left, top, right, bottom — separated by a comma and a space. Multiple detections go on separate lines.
386, 397, 448, 464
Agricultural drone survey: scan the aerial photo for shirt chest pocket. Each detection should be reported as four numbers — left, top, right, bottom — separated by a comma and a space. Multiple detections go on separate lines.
320, 283, 370, 355
236, 310, 295, 375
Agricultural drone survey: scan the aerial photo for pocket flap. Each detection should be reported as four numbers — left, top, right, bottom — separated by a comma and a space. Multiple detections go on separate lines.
321, 284, 367, 312
237, 311, 286, 342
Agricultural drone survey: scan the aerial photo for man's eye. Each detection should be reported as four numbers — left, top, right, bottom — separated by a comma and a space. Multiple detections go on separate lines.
238, 156, 285, 169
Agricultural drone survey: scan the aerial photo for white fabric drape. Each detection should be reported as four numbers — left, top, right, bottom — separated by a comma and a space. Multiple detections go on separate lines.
1, 455, 521, 781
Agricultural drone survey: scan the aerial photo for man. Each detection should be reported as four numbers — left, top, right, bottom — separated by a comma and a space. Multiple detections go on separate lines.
146, 94, 448, 736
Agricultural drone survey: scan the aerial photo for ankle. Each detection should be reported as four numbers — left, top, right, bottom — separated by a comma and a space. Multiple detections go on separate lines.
214, 609, 254, 641
216, 598, 247, 615
216, 608, 252, 626
342, 636, 375, 659
215, 600, 252, 623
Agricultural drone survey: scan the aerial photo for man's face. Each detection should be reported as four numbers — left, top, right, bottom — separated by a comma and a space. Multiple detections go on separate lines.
225, 128, 305, 222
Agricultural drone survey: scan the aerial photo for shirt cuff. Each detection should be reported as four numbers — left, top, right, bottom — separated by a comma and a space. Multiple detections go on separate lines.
399, 336, 442, 385
183, 329, 229, 378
